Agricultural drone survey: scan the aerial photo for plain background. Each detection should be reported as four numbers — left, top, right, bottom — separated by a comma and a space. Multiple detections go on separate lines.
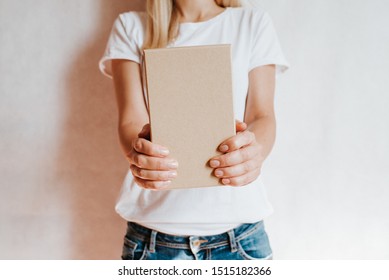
0, 0, 388, 259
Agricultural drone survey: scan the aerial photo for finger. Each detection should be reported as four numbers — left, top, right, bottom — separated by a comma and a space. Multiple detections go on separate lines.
210, 145, 260, 168
218, 130, 255, 153
235, 120, 247, 133
138, 123, 151, 140
133, 176, 171, 190
133, 138, 169, 157
128, 150, 178, 170
214, 159, 261, 178
130, 165, 177, 181
221, 169, 261, 187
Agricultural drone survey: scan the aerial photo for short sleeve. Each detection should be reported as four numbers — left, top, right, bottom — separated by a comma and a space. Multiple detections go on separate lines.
99, 13, 143, 79
249, 12, 289, 74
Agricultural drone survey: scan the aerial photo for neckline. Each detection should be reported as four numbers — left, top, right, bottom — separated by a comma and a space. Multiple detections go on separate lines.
179, 8, 230, 28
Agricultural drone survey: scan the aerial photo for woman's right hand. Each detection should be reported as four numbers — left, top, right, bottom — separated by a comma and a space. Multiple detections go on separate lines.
127, 124, 178, 190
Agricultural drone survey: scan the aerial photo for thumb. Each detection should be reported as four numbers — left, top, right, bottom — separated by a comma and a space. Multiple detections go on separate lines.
235, 120, 247, 133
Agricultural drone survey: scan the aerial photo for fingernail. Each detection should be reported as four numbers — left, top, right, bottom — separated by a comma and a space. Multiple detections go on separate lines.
222, 179, 230, 185
210, 160, 220, 167
215, 170, 223, 177
219, 145, 229, 152
168, 171, 177, 179
159, 148, 169, 156
168, 161, 178, 169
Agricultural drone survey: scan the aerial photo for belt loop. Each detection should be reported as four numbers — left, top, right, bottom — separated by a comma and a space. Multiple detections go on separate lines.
227, 229, 238, 253
149, 230, 157, 253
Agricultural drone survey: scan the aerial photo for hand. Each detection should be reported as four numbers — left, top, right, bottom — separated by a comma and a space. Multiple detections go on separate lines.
127, 124, 178, 190
209, 120, 264, 186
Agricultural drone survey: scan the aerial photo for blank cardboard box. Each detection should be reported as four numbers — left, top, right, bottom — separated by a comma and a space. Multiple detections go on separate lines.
144, 45, 235, 189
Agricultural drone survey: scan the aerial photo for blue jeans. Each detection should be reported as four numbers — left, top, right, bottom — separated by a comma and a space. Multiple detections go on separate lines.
122, 221, 273, 260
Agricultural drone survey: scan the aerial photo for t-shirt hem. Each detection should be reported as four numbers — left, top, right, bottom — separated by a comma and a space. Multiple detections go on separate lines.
115, 208, 274, 236
249, 58, 290, 74
99, 55, 141, 79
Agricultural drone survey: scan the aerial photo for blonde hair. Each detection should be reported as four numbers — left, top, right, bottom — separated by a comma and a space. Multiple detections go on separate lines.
143, 0, 242, 49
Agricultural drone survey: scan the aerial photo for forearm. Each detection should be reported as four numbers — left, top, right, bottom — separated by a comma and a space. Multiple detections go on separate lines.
111, 59, 149, 157
246, 115, 276, 161
118, 121, 146, 156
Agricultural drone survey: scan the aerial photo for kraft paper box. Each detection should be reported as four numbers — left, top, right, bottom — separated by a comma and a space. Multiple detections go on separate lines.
144, 45, 235, 189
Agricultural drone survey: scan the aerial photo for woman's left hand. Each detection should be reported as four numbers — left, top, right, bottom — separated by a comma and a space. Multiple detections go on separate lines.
209, 120, 264, 186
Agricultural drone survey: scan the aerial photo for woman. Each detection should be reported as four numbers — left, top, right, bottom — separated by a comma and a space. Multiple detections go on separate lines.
99, 0, 288, 260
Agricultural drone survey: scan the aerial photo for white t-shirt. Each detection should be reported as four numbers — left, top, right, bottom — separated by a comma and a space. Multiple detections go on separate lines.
99, 7, 289, 236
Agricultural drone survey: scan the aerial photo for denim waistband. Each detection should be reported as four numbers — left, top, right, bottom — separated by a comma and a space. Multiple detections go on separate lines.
126, 221, 263, 252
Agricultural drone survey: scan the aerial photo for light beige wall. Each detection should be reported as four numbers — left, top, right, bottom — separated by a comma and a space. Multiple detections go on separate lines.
0, 0, 145, 259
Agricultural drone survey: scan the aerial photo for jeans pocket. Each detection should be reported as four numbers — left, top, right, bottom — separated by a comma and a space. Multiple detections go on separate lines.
236, 225, 273, 260
122, 237, 149, 260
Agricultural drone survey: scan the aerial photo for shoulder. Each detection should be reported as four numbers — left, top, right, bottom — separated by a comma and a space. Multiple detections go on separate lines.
228, 7, 271, 24
118, 11, 146, 25
115, 11, 146, 34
